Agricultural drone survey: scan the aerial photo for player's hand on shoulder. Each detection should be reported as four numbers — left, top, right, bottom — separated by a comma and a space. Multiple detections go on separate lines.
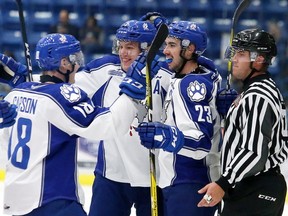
136, 122, 184, 153
119, 52, 160, 100
198, 56, 218, 73
216, 88, 238, 117
0, 53, 27, 87
0, 100, 17, 129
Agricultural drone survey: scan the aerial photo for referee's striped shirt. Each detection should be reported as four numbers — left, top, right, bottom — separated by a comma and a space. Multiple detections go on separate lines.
216, 73, 288, 191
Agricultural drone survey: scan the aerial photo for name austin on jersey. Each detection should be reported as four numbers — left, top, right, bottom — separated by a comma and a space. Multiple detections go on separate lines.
12, 96, 38, 115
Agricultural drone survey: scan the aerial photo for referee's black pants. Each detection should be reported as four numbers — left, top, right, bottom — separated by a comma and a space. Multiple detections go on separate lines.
220, 166, 287, 216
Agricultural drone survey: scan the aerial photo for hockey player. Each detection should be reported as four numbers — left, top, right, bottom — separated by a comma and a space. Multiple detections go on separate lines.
75, 19, 172, 216
198, 29, 288, 216
0, 33, 159, 216
136, 21, 223, 216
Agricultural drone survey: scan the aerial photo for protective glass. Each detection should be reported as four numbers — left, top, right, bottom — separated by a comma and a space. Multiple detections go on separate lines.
224, 46, 269, 64
224, 46, 239, 61
68, 51, 85, 67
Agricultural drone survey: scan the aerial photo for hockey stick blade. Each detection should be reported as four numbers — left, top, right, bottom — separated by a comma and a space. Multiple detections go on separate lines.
232, 0, 252, 30
147, 24, 169, 70
15, 0, 33, 82
226, 0, 252, 90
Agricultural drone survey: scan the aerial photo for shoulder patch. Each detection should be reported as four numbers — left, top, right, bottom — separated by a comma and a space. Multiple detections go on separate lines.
187, 81, 206, 102
60, 84, 81, 103
108, 69, 125, 77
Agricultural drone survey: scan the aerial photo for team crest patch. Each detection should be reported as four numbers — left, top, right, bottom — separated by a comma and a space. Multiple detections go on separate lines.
187, 81, 206, 102
108, 69, 125, 77
60, 84, 81, 103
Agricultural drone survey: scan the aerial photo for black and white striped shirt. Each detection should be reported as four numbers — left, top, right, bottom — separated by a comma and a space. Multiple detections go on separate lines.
217, 73, 288, 190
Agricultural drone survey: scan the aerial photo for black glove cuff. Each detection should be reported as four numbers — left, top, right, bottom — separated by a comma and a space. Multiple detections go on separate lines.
215, 176, 231, 192
0, 64, 13, 81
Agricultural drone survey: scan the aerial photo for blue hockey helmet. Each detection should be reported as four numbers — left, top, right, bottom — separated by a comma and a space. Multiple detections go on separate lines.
168, 21, 207, 55
116, 20, 156, 51
35, 33, 84, 71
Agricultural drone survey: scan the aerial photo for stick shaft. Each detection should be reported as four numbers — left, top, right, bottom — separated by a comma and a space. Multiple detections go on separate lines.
15, 0, 33, 81
226, 0, 252, 90
145, 23, 168, 216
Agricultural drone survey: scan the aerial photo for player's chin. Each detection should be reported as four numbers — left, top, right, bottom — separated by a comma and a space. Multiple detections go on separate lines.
121, 61, 132, 71
169, 63, 177, 72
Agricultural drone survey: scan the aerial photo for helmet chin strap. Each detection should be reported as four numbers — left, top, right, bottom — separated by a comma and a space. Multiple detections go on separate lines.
56, 64, 76, 83
175, 49, 187, 74
243, 61, 259, 83
176, 48, 198, 74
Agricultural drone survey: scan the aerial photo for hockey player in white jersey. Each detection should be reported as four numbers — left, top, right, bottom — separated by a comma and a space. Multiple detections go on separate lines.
0, 33, 156, 216
75, 19, 172, 216
136, 21, 223, 216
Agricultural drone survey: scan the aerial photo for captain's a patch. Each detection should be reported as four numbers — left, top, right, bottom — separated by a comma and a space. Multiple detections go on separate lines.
187, 81, 206, 102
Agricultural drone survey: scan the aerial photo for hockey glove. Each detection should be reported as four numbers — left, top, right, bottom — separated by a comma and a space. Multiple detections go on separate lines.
216, 88, 238, 117
136, 122, 184, 153
0, 100, 17, 128
0, 53, 27, 87
119, 52, 160, 100
119, 77, 146, 100
139, 12, 163, 21
198, 56, 218, 73
139, 12, 170, 29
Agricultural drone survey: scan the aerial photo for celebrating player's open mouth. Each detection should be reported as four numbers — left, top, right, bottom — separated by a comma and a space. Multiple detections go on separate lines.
118, 41, 141, 71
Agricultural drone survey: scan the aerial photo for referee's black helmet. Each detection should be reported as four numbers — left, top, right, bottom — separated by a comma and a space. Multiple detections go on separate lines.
232, 29, 277, 64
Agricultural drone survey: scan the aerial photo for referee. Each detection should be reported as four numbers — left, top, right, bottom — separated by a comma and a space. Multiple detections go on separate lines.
197, 28, 288, 216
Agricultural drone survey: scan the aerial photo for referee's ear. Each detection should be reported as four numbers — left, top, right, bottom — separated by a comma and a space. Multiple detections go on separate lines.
255, 55, 265, 64
254, 55, 269, 71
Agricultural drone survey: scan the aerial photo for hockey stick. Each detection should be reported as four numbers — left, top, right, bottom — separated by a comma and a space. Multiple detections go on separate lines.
226, 0, 252, 90
15, 0, 33, 82
146, 23, 169, 216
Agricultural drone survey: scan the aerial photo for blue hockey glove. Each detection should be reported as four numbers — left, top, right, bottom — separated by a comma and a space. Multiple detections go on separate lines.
119, 77, 146, 100
119, 52, 160, 100
0, 100, 17, 128
216, 88, 238, 117
139, 12, 170, 29
0, 53, 27, 87
126, 52, 160, 84
198, 56, 218, 73
136, 122, 184, 153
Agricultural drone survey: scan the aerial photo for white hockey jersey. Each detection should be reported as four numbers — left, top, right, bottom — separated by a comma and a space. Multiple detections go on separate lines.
75, 55, 172, 186
1, 81, 138, 215
158, 67, 222, 188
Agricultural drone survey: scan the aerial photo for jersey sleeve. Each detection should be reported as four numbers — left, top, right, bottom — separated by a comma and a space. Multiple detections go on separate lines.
42, 84, 137, 140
